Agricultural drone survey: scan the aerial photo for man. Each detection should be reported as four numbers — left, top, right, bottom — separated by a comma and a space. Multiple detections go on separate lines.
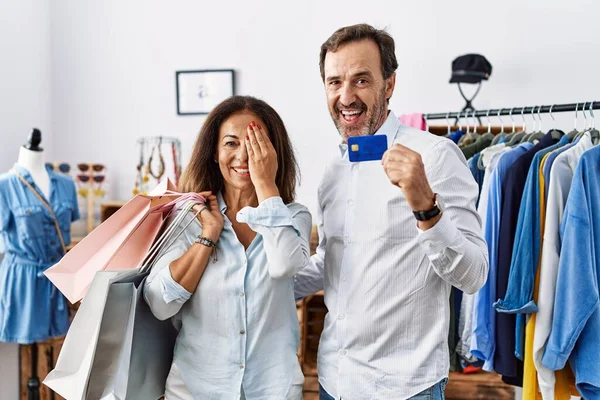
294, 24, 489, 400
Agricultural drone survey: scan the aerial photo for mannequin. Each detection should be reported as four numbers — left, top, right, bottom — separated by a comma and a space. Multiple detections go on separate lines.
16, 128, 50, 199
0, 128, 79, 400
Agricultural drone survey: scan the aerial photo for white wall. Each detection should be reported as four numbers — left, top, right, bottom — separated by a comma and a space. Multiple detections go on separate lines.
0, 1, 52, 397
49, 0, 600, 217
0, 0, 53, 172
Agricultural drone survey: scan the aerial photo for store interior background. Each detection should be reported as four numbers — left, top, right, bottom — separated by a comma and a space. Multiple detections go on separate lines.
1, 0, 597, 398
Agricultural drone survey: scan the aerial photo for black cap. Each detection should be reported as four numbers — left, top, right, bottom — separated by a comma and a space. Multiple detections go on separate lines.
450, 54, 492, 84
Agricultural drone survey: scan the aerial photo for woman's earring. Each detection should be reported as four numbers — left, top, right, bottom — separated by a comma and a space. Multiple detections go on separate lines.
214, 159, 218, 163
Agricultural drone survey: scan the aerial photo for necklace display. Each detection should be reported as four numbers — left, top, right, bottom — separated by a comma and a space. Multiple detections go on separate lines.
147, 136, 166, 182
133, 136, 182, 196
133, 142, 149, 195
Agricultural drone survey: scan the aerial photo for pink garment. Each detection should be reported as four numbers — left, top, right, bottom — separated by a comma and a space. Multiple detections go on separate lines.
398, 113, 426, 130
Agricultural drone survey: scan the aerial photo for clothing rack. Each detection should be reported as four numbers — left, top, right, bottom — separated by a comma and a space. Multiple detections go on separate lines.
424, 102, 600, 120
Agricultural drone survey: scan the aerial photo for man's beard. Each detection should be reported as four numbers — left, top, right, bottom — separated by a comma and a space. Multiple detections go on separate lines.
332, 88, 387, 141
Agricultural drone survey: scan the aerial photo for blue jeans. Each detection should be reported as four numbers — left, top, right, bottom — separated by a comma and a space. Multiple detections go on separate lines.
319, 378, 448, 400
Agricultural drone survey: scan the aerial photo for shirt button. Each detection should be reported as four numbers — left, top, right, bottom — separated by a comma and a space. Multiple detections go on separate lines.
239, 364, 244, 369
239, 330, 245, 335
341, 276, 347, 282
344, 237, 350, 245
348, 200, 354, 207
240, 292, 245, 297
50, 241, 56, 246
338, 314, 345, 320
339, 349, 347, 355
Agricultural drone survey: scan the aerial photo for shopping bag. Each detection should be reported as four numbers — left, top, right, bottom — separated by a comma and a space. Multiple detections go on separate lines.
44, 179, 182, 304
43, 199, 203, 400
43, 200, 203, 400
85, 273, 177, 400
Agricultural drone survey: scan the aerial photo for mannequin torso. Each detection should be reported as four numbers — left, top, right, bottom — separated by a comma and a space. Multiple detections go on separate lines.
16, 146, 50, 200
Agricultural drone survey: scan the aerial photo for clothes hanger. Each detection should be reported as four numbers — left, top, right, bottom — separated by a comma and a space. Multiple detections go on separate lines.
519, 105, 535, 143
456, 111, 467, 145
459, 110, 477, 146
479, 110, 504, 169
566, 103, 581, 141
573, 102, 591, 141
479, 109, 494, 142
519, 106, 531, 141
545, 104, 565, 141
527, 105, 547, 143
468, 109, 479, 139
444, 111, 451, 138
505, 108, 526, 146
588, 102, 600, 145
472, 110, 478, 135
490, 108, 507, 145
520, 105, 540, 143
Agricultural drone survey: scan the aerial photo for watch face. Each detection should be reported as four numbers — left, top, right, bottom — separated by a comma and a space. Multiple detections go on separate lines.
435, 194, 445, 212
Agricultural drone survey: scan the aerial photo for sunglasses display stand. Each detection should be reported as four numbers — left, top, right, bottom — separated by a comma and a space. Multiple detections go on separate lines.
74, 163, 107, 235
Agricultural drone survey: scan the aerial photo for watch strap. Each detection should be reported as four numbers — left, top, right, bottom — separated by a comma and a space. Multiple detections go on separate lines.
413, 206, 441, 221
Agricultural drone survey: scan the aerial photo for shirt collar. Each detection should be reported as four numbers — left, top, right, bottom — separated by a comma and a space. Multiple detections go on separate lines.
217, 191, 227, 213
338, 111, 402, 157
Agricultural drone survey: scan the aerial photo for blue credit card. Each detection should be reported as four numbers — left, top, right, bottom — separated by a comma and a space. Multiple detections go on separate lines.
348, 135, 388, 162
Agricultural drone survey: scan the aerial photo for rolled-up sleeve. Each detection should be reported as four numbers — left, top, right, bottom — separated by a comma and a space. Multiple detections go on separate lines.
237, 196, 312, 279
418, 140, 489, 294
143, 240, 193, 321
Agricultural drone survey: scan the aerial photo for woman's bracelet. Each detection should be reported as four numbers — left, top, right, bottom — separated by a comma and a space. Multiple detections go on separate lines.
194, 235, 218, 263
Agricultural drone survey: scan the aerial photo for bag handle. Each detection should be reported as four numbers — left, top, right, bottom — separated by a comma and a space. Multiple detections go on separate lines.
11, 169, 67, 254
140, 200, 205, 273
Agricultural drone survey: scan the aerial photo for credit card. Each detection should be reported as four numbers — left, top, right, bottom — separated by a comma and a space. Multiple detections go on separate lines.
348, 134, 388, 162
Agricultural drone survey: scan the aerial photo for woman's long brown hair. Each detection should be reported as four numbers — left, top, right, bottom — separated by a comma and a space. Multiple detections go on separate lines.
178, 95, 299, 204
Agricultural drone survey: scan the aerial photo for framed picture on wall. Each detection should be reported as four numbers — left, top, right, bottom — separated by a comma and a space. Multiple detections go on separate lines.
176, 69, 235, 115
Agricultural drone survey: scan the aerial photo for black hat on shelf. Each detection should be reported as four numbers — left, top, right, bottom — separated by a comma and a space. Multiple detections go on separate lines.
450, 54, 492, 84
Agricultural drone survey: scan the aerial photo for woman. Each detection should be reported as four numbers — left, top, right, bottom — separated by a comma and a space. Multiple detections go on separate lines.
144, 95, 311, 399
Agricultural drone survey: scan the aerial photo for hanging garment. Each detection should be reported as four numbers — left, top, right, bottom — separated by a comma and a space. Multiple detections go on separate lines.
521, 152, 578, 400
398, 113, 426, 130
541, 138, 578, 200
543, 145, 600, 399
534, 135, 591, 400
460, 146, 512, 365
480, 143, 508, 168
467, 153, 485, 208
494, 132, 559, 385
520, 153, 553, 400
494, 134, 568, 360
449, 130, 466, 144
461, 133, 494, 160
0, 164, 79, 343
470, 143, 532, 372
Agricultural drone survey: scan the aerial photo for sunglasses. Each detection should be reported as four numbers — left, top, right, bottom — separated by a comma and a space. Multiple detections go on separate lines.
45, 162, 71, 174
77, 174, 105, 183
77, 163, 105, 173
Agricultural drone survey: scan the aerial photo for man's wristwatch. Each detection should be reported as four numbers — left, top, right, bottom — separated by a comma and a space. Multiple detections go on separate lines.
413, 194, 445, 221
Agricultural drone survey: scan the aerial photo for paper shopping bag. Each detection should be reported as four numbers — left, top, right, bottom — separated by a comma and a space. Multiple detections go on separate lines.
85, 273, 177, 400
44, 179, 182, 304
43, 199, 202, 400
42, 269, 135, 399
